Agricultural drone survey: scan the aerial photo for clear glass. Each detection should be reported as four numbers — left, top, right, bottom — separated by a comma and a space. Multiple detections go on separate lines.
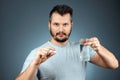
80, 39, 90, 61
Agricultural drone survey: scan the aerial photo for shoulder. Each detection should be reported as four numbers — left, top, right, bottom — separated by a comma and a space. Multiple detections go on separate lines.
28, 41, 50, 56
32, 41, 50, 50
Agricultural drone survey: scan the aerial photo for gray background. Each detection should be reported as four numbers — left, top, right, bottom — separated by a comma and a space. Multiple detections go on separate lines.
0, 0, 120, 80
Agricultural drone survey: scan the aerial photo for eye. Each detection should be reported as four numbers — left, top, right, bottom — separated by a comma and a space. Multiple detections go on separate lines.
53, 23, 59, 27
63, 23, 68, 27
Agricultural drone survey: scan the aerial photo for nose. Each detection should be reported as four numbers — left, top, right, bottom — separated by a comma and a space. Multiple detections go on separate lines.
59, 26, 64, 32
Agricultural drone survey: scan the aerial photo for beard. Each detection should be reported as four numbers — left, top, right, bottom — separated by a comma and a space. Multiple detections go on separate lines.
50, 28, 72, 43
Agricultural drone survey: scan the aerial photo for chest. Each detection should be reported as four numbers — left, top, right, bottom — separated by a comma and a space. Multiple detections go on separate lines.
39, 47, 86, 80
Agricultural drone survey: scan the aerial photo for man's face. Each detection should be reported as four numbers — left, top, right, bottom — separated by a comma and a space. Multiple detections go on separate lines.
49, 13, 73, 43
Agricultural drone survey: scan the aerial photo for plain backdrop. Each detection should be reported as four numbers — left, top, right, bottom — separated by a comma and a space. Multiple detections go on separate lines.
0, 0, 120, 80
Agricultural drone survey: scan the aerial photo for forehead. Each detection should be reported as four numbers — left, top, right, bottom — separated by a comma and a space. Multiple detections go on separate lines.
51, 13, 71, 23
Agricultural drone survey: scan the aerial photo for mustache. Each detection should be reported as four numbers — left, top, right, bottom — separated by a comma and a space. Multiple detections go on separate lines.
56, 32, 66, 35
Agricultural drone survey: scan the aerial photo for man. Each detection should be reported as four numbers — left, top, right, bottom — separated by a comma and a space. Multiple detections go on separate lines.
16, 4, 119, 80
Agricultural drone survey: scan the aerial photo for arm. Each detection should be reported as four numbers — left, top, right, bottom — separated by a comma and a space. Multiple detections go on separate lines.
16, 47, 56, 80
16, 62, 39, 80
81, 37, 119, 69
90, 45, 119, 69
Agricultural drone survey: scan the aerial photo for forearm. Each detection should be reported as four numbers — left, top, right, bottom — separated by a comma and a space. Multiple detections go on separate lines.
97, 45, 119, 69
16, 63, 39, 80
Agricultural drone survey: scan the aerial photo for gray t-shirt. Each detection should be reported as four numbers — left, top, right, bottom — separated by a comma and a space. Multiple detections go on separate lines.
21, 41, 96, 80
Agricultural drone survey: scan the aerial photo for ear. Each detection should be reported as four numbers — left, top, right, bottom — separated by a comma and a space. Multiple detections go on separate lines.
48, 21, 50, 30
71, 22, 73, 28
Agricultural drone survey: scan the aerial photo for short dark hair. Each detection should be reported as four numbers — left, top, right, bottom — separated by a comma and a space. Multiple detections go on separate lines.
49, 4, 73, 21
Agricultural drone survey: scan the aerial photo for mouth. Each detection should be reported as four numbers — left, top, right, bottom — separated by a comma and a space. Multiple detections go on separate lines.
56, 32, 66, 37
58, 33, 64, 37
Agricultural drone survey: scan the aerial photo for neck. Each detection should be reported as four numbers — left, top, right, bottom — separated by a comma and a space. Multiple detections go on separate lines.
50, 38, 68, 46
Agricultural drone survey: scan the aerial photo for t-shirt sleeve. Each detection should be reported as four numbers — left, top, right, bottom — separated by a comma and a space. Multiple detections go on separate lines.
20, 49, 39, 80
21, 49, 37, 73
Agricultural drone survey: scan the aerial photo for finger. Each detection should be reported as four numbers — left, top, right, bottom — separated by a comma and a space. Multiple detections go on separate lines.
37, 48, 48, 58
47, 50, 56, 58
80, 39, 90, 46
91, 43, 97, 48
92, 47, 98, 52
41, 46, 56, 58
91, 37, 100, 47
38, 48, 46, 58
85, 37, 100, 46
47, 46, 55, 51
45, 46, 56, 54
39, 49, 49, 63
43, 46, 55, 52
80, 39, 85, 44
83, 39, 93, 46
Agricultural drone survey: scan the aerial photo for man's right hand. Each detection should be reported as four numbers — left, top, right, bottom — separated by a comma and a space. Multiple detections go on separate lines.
16, 47, 56, 80
32, 46, 56, 66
